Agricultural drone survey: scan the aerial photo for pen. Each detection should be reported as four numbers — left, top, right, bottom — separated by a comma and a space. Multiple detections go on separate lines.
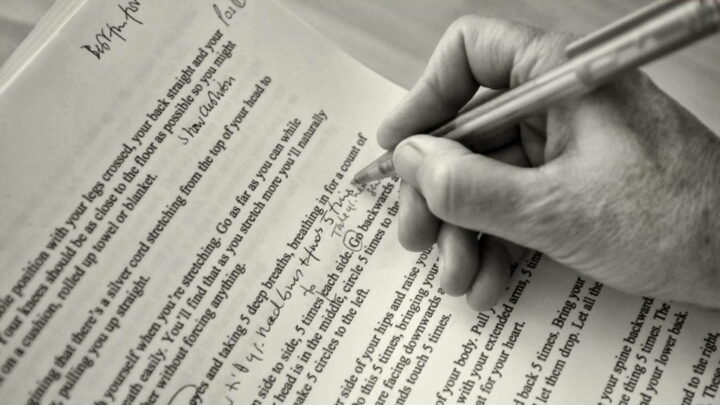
353, 0, 720, 184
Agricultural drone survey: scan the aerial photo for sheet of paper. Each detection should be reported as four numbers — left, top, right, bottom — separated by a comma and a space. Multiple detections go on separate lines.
0, 1, 718, 404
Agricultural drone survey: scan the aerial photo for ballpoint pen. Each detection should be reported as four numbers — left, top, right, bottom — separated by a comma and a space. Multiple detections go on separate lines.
353, 0, 720, 184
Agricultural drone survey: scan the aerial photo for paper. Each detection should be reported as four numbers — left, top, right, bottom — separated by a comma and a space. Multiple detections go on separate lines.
0, 1, 718, 404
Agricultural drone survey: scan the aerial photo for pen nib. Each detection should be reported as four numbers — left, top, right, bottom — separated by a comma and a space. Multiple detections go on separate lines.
353, 150, 395, 184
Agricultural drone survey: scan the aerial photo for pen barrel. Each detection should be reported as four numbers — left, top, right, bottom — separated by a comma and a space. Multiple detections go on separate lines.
431, 65, 589, 142
432, 0, 720, 143
355, 0, 720, 184
573, 0, 720, 83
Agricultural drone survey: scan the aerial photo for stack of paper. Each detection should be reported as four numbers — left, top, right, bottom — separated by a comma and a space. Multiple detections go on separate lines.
0, 1, 718, 404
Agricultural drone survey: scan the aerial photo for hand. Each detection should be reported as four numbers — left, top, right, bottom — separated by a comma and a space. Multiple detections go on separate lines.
378, 16, 720, 311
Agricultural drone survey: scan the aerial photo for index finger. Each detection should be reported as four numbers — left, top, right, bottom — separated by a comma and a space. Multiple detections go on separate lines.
377, 16, 554, 149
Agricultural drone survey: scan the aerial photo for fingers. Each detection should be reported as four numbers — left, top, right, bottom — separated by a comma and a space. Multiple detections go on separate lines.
466, 237, 512, 311
378, 16, 558, 150
437, 222, 479, 296
398, 182, 439, 251
398, 186, 509, 307
397, 140, 530, 251
434, 230, 521, 311
393, 135, 556, 251
395, 141, 533, 310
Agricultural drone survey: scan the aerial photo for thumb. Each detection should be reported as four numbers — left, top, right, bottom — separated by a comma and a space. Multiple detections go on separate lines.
393, 135, 559, 251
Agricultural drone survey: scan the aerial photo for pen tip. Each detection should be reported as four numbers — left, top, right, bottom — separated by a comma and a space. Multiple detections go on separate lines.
354, 150, 395, 184
351, 174, 362, 186
353, 170, 370, 185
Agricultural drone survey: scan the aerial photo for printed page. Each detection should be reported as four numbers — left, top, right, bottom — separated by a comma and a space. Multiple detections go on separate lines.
0, 1, 719, 404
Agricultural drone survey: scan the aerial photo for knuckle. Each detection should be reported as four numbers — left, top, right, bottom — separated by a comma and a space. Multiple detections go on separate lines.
512, 30, 565, 84
417, 75, 465, 116
449, 15, 484, 34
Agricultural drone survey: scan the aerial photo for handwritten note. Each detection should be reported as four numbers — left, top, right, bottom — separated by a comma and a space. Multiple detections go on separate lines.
80, 0, 144, 60
2, 1, 719, 404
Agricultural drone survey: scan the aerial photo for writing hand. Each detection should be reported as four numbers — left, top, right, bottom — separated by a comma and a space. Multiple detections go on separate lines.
379, 16, 720, 311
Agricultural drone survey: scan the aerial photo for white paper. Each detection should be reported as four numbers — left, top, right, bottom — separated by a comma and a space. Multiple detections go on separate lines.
0, 1, 718, 404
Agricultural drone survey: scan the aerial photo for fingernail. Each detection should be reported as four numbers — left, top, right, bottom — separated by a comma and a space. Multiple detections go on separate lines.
393, 140, 424, 186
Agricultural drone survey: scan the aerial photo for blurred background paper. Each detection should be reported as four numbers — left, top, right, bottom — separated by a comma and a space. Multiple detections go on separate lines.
1, 0, 718, 127
279, 0, 720, 132
0, 0, 56, 65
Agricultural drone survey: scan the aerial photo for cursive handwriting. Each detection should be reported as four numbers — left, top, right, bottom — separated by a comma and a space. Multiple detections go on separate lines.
167, 381, 208, 405
80, 1, 143, 60
213, 0, 247, 27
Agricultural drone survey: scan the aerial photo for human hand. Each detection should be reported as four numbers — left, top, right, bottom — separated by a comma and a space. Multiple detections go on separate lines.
379, 16, 720, 311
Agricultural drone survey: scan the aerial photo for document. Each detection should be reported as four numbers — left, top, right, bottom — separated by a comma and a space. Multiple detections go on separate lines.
0, 1, 718, 404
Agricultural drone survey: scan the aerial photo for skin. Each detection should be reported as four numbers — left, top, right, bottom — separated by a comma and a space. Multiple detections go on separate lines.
378, 16, 720, 311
